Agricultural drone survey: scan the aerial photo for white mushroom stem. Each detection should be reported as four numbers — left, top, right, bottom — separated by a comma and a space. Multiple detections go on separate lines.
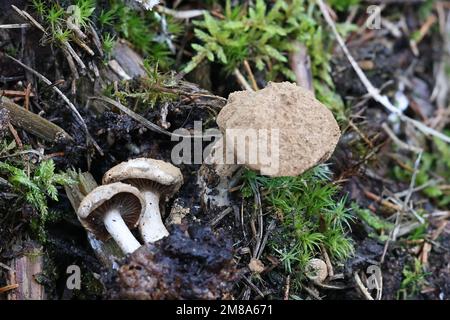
139, 191, 169, 243
103, 208, 141, 254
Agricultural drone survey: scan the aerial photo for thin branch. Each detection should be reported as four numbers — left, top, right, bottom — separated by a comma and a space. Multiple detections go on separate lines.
90, 96, 219, 139
156, 6, 206, 19
353, 272, 374, 300
5, 54, 102, 155
0, 23, 30, 29
233, 68, 254, 91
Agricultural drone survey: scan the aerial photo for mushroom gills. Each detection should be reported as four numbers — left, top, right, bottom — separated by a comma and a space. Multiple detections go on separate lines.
77, 183, 145, 256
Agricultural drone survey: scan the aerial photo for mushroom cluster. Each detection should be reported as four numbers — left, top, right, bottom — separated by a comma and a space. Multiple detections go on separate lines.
77, 158, 183, 255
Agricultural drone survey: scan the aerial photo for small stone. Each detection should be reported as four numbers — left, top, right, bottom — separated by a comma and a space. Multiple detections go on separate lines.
248, 258, 265, 274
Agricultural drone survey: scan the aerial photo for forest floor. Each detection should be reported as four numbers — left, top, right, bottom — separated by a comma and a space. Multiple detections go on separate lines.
0, 0, 449, 300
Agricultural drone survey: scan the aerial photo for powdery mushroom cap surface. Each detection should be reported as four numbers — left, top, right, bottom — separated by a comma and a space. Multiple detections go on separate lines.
216, 82, 341, 177
77, 182, 145, 241
102, 158, 183, 197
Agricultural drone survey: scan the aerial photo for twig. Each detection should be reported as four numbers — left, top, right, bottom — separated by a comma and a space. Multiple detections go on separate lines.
108, 60, 132, 80
0, 90, 34, 97
284, 275, 291, 300
303, 286, 322, 300
11, 5, 45, 33
320, 244, 334, 277
209, 207, 233, 226
1, 96, 72, 142
0, 262, 14, 272
5, 54, 101, 154
71, 36, 94, 56
0, 284, 19, 294
394, 178, 441, 198
316, 0, 450, 144
392, 151, 423, 239
257, 220, 276, 260
364, 190, 402, 212
7, 245, 45, 300
410, 14, 437, 55
243, 60, 259, 91
353, 272, 374, 300
90, 96, 218, 139
253, 189, 265, 259
156, 6, 206, 19
382, 123, 423, 153
403, 152, 422, 213
314, 282, 347, 290
90, 96, 175, 137
0, 23, 30, 29
242, 276, 265, 298
233, 68, 254, 91
7, 122, 23, 149
63, 40, 86, 70
0, 149, 44, 160
24, 83, 31, 111
421, 221, 448, 265
349, 119, 374, 148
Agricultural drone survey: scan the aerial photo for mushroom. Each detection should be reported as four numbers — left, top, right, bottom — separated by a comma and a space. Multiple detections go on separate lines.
102, 158, 183, 243
77, 182, 145, 255
199, 82, 341, 208
305, 258, 328, 283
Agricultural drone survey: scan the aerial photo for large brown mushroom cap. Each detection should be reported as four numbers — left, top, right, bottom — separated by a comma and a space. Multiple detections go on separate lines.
77, 182, 146, 241
102, 158, 183, 197
216, 82, 341, 177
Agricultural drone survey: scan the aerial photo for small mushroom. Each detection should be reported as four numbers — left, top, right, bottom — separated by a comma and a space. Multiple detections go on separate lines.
305, 258, 328, 283
200, 82, 341, 209
77, 182, 145, 255
103, 158, 183, 243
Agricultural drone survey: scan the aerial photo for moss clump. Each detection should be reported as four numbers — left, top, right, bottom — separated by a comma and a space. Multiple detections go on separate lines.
241, 164, 354, 281
0, 157, 74, 242
185, 0, 350, 116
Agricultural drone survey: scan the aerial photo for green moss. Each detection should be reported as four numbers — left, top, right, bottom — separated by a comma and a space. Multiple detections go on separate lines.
186, 0, 352, 117
352, 203, 394, 233
242, 164, 354, 277
107, 60, 178, 112
0, 158, 74, 242
397, 259, 430, 300
100, 0, 183, 69
392, 133, 450, 208
32, 0, 96, 45
327, 0, 360, 11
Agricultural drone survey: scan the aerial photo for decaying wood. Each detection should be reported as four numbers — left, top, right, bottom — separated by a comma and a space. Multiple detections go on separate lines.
7, 244, 45, 300
0, 96, 72, 142
65, 171, 123, 269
